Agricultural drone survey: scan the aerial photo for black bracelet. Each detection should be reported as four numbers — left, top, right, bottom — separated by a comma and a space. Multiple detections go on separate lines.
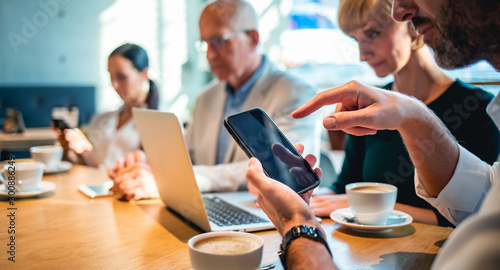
278, 225, 332, 269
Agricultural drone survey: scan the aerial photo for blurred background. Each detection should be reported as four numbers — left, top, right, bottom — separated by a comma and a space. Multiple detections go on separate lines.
1, 0, 499, 130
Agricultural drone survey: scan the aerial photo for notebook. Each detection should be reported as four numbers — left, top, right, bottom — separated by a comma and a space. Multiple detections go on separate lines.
132, 108, 274, 232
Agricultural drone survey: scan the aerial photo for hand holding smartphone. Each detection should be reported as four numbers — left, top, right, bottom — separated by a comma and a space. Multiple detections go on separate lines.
224, 108, 320, 194
53, 119, 71, 132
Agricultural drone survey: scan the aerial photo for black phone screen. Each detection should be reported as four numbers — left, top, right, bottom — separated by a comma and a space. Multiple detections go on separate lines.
225, 108, 320, 194
53, 119, 70, 131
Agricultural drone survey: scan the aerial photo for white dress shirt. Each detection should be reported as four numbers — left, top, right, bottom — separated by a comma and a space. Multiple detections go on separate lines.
415, 146, 493, 225
414, 94, 500, 269
86, 109, 141, 169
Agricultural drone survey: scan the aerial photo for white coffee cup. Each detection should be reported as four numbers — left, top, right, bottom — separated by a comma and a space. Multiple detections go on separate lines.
0, 162, 45, 192
30, 145, 63, 169
346, 182, 397, 225
188, 231, 264, 270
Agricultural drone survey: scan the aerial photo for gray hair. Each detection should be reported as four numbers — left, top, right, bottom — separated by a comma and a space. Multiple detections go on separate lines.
201, 0, 259, 31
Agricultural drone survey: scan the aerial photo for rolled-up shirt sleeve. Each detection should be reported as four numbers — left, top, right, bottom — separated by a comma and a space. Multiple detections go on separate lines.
415, 145, 496, 225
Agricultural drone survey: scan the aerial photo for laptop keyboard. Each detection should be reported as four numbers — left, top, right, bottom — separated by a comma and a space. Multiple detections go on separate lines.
203, 197, 268, 227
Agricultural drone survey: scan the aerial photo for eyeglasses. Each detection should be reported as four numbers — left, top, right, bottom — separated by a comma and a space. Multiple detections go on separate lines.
195, 29, 251, 53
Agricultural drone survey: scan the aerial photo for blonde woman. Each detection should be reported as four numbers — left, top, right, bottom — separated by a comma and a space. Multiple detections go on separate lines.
310, 0, 500, 226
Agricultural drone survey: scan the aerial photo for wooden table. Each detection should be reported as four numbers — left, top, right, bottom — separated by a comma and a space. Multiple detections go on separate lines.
0, 165, 453, 269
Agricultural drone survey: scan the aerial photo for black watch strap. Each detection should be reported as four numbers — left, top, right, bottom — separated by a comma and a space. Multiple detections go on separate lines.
278, 225, 332, 269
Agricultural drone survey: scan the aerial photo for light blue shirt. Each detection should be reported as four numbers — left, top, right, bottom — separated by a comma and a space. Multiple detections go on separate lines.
215, 56, 266, 164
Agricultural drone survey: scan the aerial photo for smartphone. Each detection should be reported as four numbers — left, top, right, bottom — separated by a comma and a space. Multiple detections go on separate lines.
78, 181, 114, 198
53, 119, 71, 131
224, 108, 320, 194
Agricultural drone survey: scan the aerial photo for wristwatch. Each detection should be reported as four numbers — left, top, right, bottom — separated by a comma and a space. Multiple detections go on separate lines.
278, 225, 332, 269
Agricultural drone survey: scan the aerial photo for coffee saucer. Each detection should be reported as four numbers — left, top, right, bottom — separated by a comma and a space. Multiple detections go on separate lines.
44, 161, 72, 174
0, 181, 56, 198
330, 207, 413, 232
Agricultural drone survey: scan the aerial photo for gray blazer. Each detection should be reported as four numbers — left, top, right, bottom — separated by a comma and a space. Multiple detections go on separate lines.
185, 56, 321, 192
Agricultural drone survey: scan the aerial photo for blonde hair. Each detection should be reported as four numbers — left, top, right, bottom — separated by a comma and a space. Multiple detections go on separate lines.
338, 0, 423, 50
201, 0, 258, 31
338, 0, 392, 34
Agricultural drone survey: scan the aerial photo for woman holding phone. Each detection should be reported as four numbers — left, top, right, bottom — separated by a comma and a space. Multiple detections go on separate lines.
309, 0, 500, 226
56, 43, 159, 168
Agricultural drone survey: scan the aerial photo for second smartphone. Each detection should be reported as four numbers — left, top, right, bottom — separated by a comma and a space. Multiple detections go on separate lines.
224, 108, 320, 194
53, 119, 71, 131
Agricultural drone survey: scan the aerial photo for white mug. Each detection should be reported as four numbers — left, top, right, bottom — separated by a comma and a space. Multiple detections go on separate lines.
30, 145, 63, 169
0, 162, 45, 192
346, 182, 397, 225
188, 231, 264, 270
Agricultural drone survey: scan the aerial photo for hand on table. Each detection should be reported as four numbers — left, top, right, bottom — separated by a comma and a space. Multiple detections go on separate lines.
310, 194, 349, 217
107, 150, 148, 179
292, 81, 422, 136
108, 150, 159, 201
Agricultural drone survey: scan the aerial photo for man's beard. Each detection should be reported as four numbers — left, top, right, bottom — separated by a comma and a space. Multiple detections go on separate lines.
432, 30, 479, 70
413, 0, 500, 70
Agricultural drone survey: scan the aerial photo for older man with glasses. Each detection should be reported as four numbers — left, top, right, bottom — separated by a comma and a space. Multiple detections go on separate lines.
109, 0, 319, 200
184, 0, 319, 192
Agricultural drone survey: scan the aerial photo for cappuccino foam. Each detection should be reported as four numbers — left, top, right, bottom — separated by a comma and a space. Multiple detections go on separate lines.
351, 186, 392, 193
193, 236, 259, 255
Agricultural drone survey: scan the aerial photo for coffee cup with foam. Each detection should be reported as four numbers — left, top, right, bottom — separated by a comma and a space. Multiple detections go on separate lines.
188, 231, 264, 270
346, 182, 397, 225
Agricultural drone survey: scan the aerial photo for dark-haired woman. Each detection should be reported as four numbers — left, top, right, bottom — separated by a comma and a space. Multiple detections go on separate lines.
58, 43, 159, 168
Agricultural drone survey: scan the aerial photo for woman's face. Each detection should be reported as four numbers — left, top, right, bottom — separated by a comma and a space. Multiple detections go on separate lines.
348, 14, 414, 78
107, 55, 148, 106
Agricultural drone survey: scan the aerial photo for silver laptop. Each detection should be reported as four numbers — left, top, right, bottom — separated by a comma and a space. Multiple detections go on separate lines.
133, 108, 274, 232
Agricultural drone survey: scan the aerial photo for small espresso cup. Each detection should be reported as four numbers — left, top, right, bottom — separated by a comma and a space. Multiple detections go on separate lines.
346, 182, 397, 225
0, 162, 45, 192
30, 145, 63, 169
188, 231, 264, 270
